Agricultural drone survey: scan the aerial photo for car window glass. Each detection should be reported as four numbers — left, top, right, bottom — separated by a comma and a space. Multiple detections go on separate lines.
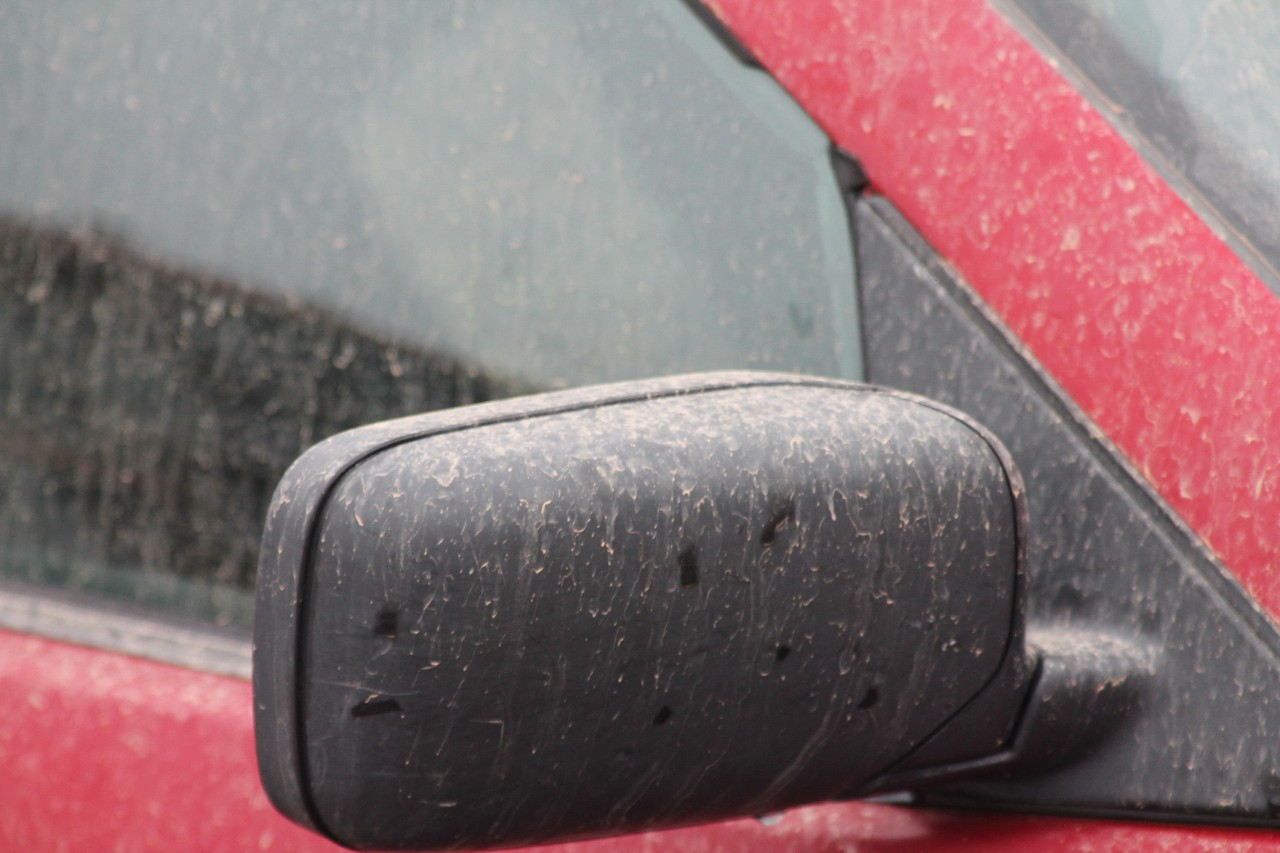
0, 0, 859, 630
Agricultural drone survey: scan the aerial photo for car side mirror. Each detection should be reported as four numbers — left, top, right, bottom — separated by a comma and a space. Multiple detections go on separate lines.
253, 372, 1034, 850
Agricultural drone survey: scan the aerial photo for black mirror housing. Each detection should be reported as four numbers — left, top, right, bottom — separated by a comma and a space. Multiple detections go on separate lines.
254, 372, 1029, 850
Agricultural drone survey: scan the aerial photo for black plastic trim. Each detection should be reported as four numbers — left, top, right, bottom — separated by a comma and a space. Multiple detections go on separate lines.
856, 193, 1280, 823
679, 0, 762, 68
0, 578, 251, 678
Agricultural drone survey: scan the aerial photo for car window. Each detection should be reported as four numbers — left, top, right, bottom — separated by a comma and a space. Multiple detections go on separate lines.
1006, 0, 1280, 287
0, 0, 859, 635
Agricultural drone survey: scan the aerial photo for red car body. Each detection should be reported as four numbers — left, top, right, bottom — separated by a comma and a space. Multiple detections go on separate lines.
3, 0, 1279, 849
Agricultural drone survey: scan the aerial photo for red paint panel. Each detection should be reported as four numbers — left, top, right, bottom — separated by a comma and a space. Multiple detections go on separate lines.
8, 631, 1275, 850
0, 631, 336, 852
708, 0, 1280, 617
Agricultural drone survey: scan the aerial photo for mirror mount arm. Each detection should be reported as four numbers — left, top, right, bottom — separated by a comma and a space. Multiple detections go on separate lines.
863, 629, 1157, 796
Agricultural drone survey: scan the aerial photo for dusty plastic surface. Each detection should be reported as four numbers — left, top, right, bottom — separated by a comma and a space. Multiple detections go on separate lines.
856, 196, 1280, 822
255, 372, 1026, 850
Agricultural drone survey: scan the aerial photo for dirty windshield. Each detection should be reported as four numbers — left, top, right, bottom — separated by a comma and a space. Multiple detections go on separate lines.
0, 1, 859, 628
